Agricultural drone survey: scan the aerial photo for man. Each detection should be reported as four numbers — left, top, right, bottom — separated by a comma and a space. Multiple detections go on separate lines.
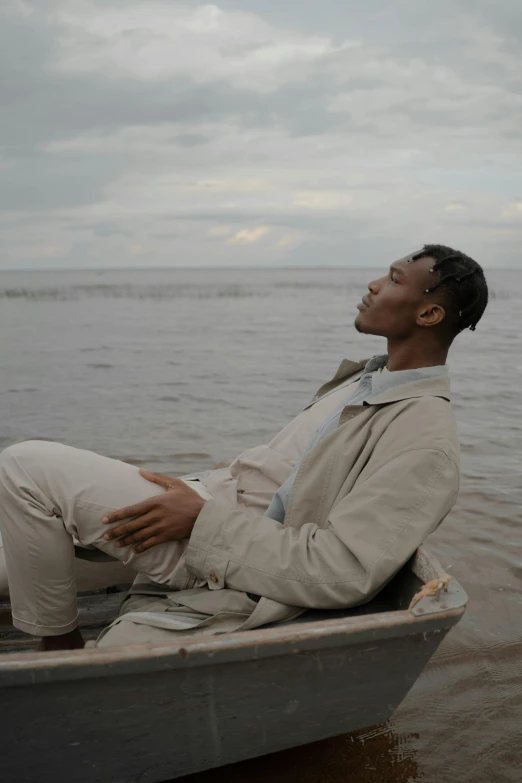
0, 245, 489, 651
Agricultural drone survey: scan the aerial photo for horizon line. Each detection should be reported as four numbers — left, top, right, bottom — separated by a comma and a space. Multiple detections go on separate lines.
0, 264, 520, 273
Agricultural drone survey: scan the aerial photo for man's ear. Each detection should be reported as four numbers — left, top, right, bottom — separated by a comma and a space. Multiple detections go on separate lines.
417, 303, 446, 328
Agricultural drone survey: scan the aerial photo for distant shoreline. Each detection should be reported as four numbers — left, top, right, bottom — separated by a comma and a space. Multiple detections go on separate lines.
1, 265, 520, 273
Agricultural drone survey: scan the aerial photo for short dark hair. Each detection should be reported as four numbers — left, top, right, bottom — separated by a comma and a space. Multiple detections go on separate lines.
411, 244, 488, 333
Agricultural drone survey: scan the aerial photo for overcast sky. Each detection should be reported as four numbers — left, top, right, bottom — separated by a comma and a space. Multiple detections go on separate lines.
1, 0, 521, 270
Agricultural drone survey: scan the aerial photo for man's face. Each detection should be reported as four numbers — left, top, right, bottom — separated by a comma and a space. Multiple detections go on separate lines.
354, 252, 439, 338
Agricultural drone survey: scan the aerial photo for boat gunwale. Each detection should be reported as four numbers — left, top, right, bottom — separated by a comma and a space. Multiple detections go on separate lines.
0, 546, 467, 686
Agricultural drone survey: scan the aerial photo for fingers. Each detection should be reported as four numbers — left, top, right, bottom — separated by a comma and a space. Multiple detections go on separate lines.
103, 511, 158, 542
133, 535, 166, 554
116, 522, 163, 547
103, 497, 157, 526
139, 469, 176, 489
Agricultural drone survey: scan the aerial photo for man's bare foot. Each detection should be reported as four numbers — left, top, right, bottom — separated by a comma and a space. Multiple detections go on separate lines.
36, 626, 85, 652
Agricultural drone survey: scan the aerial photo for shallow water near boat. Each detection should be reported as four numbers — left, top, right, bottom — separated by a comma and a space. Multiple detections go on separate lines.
1, 266, 521, 783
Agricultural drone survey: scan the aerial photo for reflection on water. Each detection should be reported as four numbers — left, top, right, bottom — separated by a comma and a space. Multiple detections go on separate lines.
1, 267, 521, 783
181, 724, 419, 783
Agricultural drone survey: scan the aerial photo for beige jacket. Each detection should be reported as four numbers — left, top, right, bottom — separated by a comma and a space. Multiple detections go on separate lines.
203, 372, 363, 511
123, 359, 460, 634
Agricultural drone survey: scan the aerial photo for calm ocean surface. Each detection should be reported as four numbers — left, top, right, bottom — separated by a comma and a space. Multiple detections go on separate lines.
1, 267, 521, 783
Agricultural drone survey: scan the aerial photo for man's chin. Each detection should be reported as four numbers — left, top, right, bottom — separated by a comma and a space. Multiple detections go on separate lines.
354, 314, 366, 334
354, 313, 378, 335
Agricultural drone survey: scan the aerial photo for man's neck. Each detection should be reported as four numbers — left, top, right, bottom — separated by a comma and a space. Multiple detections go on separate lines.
385, 340, 448, 372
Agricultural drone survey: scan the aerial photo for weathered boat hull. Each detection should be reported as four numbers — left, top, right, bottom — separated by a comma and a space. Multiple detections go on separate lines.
0, 548, 466, 783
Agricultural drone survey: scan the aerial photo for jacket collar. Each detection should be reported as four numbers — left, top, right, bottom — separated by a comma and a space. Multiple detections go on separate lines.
330, 358, 367, 383
304, 359, 366, 410
311, 357, 451, 410
365, 374, 451, 405
309, 358, 452, 412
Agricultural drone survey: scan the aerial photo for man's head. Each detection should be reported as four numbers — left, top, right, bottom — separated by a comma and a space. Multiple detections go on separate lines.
354, 244, 488, 346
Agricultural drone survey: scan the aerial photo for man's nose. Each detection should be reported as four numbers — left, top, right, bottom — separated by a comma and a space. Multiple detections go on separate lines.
368, 279, 380, 294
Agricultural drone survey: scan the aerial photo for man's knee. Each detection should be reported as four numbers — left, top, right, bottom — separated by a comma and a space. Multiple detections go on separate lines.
0, 440, 60, 484
1, 440, 47, 467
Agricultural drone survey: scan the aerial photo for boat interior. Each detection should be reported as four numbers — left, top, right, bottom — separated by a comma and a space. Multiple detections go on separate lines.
0, 555, 427, 656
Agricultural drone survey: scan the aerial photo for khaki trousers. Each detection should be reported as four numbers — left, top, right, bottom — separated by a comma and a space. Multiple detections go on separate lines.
0, 533, 7, 595
0, 440, 213, 637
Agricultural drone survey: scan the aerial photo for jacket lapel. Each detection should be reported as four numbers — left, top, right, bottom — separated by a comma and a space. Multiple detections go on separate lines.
303, 358, 367, 410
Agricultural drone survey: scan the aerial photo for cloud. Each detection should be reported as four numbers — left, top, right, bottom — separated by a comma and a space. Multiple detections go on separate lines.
293, 191, 356, 210
207, 225, 233, 236
0, 0, 521, 268
52, 3, 350, 91
228, 226, 271, 243
39, 244, 68, 258
190, 179, 270, 194
501, 201, 522, 221
444, 202, 468, 213
277, 234, 301, 248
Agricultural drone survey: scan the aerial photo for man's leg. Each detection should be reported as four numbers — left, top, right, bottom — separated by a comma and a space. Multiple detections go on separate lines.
0, 529, 135, 596
0, 440, 208, 649
0, 531, 8, 596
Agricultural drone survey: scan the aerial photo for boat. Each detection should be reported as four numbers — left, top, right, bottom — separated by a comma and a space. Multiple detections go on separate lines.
0, 546, 466, 783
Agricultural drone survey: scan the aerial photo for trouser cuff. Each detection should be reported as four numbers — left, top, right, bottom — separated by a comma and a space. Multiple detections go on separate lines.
12, 612, 79, 637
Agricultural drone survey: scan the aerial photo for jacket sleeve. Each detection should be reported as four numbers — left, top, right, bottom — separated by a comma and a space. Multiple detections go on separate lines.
185, 448, 459, 609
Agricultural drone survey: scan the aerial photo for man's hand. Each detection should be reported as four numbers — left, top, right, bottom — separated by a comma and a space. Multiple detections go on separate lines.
102, 470, 207, 554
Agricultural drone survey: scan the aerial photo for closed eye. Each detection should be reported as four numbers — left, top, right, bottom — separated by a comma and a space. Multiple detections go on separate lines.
388, 265, 405, 284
